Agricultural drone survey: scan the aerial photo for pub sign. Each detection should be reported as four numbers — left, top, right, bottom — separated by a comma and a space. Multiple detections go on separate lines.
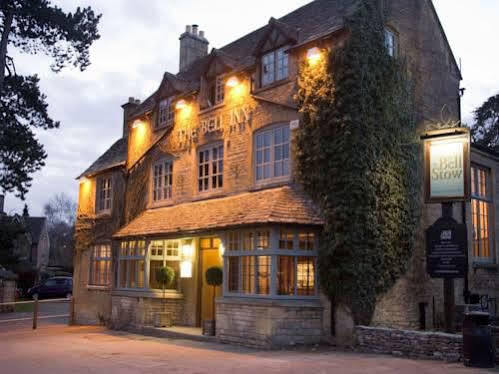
423, 128, 471, 203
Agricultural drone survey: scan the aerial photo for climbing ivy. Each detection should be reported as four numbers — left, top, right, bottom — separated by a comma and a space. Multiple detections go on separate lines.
295, 0, 421, 325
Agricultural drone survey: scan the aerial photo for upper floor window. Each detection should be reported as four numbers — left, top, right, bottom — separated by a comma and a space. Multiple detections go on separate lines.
471, 165, 494, 261
157, 97, 174, 129
255, 124, 290, 182
89, 244, 112, 287
97, 176, 112, 213
261, 47, 288, 86
208, 76, 225, 106
198, 144, 224, 192
153, 159, 173, 202
384, 28, 397, 57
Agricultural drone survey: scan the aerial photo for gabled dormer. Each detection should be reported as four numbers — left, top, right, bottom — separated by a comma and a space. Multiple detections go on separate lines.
200, 49, 239, 110
253, 18, 299, 89
154, 73, 189, 130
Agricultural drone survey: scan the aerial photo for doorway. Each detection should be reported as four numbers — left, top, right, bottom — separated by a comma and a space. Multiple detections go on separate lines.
198, 237, 223, 324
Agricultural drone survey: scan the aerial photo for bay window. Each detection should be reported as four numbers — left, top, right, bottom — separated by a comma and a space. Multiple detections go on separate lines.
224, 227, 318, 298
255, 124, 290, 183
471, 165, 494, 261
118, 241, 146, 289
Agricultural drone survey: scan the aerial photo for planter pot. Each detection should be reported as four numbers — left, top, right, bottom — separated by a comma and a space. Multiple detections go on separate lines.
202, 320, 216, 336
154, 312, 173, 328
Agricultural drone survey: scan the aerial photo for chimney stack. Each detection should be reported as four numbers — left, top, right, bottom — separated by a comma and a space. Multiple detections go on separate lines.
121, 97, 141, 138
179, 24, 209, 72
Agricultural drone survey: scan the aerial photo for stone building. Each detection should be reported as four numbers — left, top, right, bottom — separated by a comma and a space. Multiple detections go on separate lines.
74, 0, 498, 347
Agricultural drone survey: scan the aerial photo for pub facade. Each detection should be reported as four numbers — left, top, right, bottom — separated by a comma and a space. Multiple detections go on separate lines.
74, 0, 499, 347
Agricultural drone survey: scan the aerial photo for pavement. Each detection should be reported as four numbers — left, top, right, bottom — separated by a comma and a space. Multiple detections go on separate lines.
0, 322, 497, 374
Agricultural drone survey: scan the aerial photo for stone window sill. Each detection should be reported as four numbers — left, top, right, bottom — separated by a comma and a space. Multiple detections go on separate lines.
472, 262, 498, 271
218, 296, 321, 308
87, 285, 111, 291
112, 289, 184, 299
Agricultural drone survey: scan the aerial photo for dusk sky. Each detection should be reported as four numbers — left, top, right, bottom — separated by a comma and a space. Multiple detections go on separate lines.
4, 0, 499, 216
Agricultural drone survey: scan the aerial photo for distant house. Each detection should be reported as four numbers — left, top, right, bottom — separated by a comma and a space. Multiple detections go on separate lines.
25, 217, 50, 272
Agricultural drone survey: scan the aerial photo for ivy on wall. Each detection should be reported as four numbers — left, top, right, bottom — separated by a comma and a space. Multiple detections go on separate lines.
295, 0, 421, 324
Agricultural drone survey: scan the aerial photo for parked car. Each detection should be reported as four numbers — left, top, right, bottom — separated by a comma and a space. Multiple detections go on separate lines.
27, 276, 73, 299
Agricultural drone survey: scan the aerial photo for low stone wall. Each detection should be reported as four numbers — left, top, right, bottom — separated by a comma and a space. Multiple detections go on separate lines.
356, 326, 462, 362
216, 298, 324, 349
0, 280, 15, 313
111, 295, 184, 329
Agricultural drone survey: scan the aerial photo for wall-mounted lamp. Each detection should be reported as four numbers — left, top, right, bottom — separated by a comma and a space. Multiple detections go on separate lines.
176, 99, 188, 110
306, 47, 322, 65
180, 261, 193, 278
79, 177, 89, 184
226, 76, 240, 88
219, 242, 225, 257
132, 120, 143, 129
180, 239, 194, 278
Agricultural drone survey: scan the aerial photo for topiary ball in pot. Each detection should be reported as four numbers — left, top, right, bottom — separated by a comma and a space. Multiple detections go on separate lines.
156, 266, 175, 289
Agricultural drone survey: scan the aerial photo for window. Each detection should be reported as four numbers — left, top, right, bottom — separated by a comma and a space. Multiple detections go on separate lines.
157, 97, 174, 129
118, 241, 146, 289
209, 76, 225, 106
261, 46, 288, 86
97, 176, 112, 213
225, 227, 317, 298
255, 125, 290, 182
471, 166, 494, 260
149, 240, 180, 290
153, 160, 173, 202
198, 144, 224, 192
89, 244, 112, 286
384, 28, 397, 57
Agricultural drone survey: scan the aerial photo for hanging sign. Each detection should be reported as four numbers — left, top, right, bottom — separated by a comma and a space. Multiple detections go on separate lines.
423, 128, 471, 203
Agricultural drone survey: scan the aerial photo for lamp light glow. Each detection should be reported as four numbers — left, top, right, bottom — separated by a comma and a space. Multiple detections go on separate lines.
226, 76, 240, 88
306, 47, 322, 65
176, 99, 187, 110
132, 120, 143, 129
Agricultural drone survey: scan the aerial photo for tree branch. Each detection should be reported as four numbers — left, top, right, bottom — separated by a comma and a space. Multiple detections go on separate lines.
0, 11, 14, 95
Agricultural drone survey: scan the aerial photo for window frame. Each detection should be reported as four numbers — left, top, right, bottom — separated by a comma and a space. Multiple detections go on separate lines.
151, 158, 174, 204
470, 165, 495, 262
384, 27, 398, 58
197, 142, 224, 193
261, 46, 289, 87
117, 240, 147, 290
254, 123, 291, 185
96, 176, 112, 214
88, 244, 112, 287
156, 97, 175, 129
223, 226, 319, 299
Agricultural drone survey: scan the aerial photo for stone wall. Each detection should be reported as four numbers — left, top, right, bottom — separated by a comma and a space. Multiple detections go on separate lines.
111, 295, 184, 329
0, 280, 15, 313
216, 298, 323, 349
356, 326, 463, 362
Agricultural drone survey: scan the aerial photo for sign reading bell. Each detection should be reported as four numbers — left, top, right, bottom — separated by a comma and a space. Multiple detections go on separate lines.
423, 128, 471, 203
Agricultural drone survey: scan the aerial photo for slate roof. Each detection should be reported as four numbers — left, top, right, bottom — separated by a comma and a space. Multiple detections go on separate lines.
25, 217, 46, 244
78, 138, 127, 179
114, 186, 323, 238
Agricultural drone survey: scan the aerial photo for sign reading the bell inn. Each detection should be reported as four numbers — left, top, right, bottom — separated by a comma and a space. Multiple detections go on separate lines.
423, 129, 471, 203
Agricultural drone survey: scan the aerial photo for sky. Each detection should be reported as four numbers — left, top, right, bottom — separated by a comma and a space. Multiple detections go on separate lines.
4, 0, 499, 216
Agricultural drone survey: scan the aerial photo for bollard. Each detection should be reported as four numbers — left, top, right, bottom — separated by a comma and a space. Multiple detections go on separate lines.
32, 296, 38, 330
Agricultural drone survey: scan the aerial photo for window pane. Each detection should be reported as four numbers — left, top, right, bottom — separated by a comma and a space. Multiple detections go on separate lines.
299, 232, 315, 250
119, 260, 127, 288
128, 260, 137, 288
242, 232, 254, 251
241, 256, 255, 294
228, 257, 239, 292
149, 260, 163, 289
278, 256, 295, 295
256, 231, 269, 250
257, 256, 271, 295
279, 230, 294, 250
297, 257, 315, 296
137, 260, 145, 288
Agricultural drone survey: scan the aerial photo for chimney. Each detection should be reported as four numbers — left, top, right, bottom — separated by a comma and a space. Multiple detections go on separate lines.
179, 24, 209, 72
121, 97, 141, 138
0, 194, 4, 215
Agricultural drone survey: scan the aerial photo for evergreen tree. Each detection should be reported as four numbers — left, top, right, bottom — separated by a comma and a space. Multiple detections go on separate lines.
0, 1, 101, 199
470, 94, 499, 153
22, 203, 28, 217
295, 0, 420, 324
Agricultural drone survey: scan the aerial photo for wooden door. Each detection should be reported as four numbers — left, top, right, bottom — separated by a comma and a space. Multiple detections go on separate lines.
200, 238, 222, 321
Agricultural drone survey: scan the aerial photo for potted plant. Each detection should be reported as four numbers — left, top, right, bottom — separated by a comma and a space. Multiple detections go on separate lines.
154, 266, 175, 328
203, 266, 223, 336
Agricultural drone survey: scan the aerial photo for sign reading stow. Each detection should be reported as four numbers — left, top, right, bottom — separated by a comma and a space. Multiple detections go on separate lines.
426, 216, 467, 279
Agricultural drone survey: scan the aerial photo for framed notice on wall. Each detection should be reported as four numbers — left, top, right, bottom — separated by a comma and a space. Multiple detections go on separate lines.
423, 128, 471, 204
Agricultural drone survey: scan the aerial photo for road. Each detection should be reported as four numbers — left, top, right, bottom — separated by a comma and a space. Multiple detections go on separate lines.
0, 321, 496, 374
0, 300, 69, 331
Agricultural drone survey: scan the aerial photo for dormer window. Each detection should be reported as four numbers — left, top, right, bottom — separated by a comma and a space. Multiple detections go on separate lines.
262, 46, 288, 87
208, 76, 225, 106
156, 97, 174, 129
384, 28, 397, 57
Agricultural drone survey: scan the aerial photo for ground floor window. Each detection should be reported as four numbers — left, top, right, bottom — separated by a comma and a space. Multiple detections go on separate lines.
471, 165, 494, 261
89, 244, 112, 286
224, 227, 318, 298
117, 239, 181, 291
